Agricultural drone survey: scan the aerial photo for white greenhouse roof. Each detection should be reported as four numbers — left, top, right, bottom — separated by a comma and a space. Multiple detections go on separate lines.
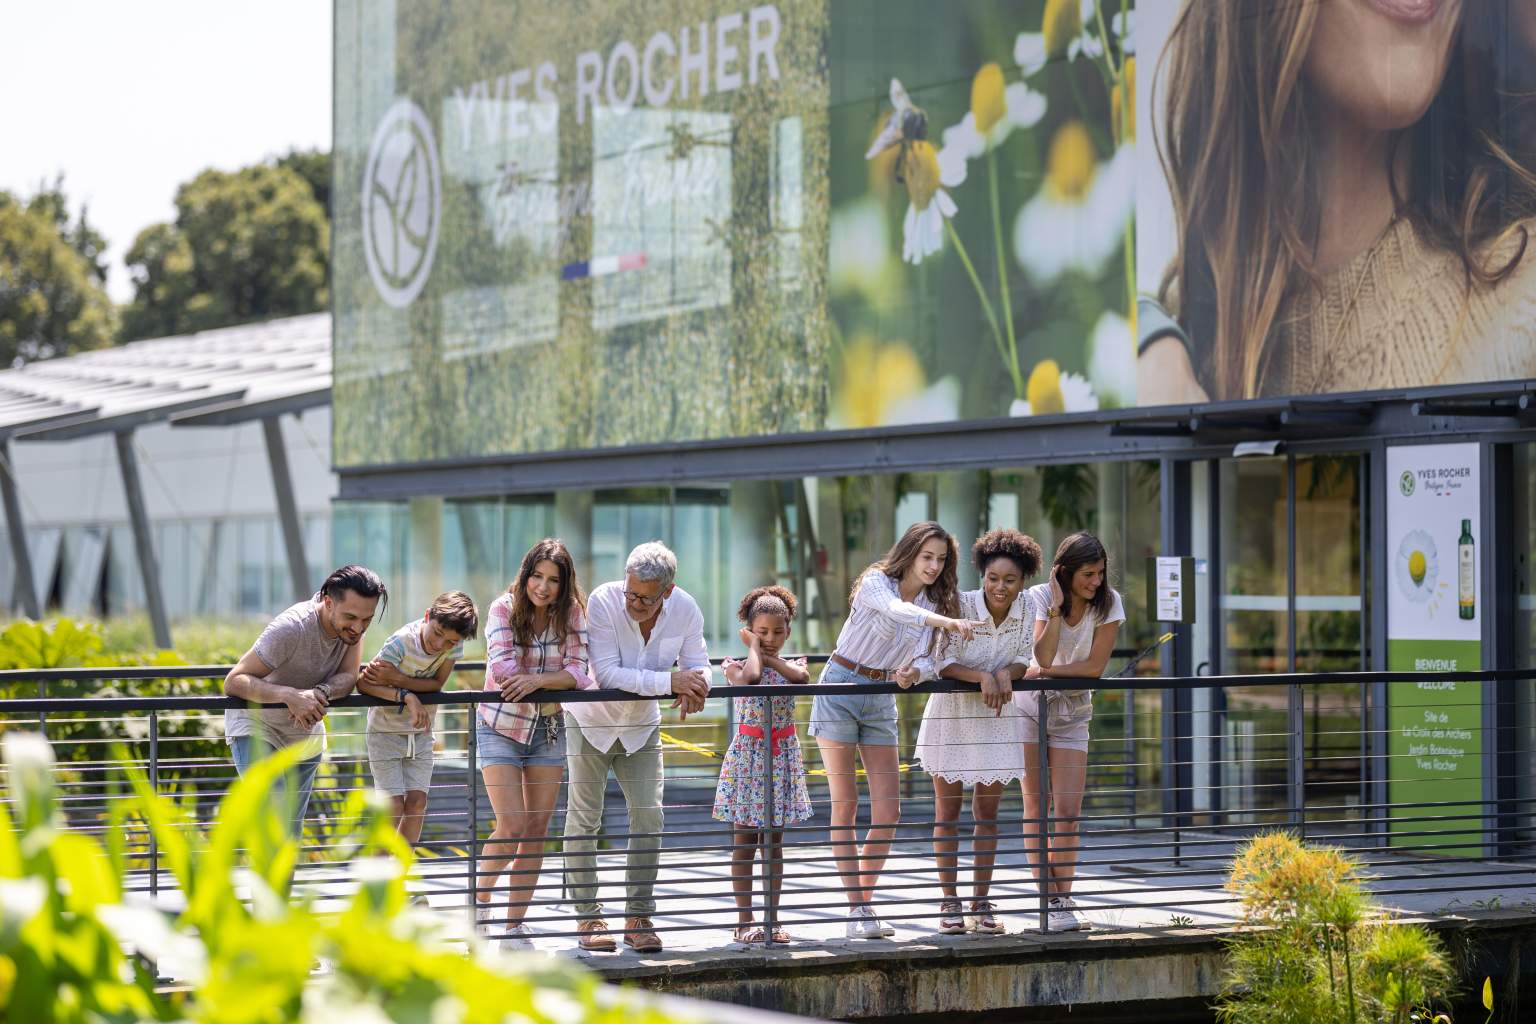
0, 313, 330, 440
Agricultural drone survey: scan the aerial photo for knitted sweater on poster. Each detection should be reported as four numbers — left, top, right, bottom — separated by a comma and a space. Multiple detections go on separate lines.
1261, 216, 1536, 397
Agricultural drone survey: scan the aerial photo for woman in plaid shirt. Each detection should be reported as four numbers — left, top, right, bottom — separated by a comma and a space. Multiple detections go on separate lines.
474, 538, 595, 949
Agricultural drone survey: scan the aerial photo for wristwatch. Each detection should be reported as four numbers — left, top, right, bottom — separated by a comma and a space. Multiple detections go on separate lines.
396, 687, 408, 708
1047, 606, 1061, 619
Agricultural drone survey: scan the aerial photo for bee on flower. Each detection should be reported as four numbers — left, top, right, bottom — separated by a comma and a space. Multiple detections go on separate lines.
865, 79, 966, 264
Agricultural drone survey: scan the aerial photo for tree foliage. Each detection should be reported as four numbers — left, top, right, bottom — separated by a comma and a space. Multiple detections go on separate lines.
121, 156, 329, 342
0, 182, 116, 367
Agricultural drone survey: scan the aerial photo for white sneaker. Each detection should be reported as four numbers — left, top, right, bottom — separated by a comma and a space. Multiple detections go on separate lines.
500, 923, 534, 950
475, 902, 497, 937
845, 906, 883, 940
409, 894, 432, 909
870, 908, 895, 937
1048, 896, 1087, 932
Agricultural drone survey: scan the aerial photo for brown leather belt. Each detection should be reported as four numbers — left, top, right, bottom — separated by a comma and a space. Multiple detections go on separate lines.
829, 652, 893, 681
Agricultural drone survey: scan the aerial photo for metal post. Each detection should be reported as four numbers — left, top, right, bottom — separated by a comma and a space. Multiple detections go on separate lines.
113, 430, 172, 649
148, 710, 159, 900
1287, 456, 1304, 836
760, 692, 777, 949
467, 701, 479, 930
261, 416, 311, 602
0, 438, 41, 618
1036, 689, 1052, 935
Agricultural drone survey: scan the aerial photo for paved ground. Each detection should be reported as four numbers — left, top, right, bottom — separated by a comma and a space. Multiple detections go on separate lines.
128, 828, 1536, 984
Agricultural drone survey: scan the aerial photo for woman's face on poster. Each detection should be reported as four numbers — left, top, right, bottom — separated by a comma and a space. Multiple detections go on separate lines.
1305, 0, 1461, 133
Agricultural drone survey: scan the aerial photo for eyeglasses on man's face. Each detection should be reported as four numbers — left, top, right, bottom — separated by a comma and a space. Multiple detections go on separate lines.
623, 588, 665, 608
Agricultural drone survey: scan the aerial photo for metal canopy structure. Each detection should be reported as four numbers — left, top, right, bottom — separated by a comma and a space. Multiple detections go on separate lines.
0, 314, 330, 647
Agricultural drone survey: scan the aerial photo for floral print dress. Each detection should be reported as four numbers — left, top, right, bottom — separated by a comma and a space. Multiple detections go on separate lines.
712, 665, 814, 829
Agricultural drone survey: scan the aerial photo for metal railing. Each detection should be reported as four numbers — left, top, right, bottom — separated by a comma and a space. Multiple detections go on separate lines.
2, 662, 1534, 958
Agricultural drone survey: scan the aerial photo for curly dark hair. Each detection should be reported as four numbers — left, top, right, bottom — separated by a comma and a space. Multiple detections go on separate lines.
737, 584, 798, 624
971, 529, 1043, 578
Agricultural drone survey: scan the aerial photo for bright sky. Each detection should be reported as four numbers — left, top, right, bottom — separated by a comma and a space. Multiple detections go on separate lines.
0, 2, 332, 301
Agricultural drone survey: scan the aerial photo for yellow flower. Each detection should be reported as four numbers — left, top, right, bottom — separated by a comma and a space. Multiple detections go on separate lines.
899, 140, 942, 211
1045, 120, 1096, 201
971, 63, 1006, 136
1043, 0, 1083, 60
1112, 57, 1135, 146
836, 336, 925, 428
1026, 359, 1065, 415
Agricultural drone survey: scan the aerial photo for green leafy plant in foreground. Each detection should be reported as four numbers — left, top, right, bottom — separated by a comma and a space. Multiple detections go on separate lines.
0, 732, 692, 1024
1217, 832, 1457, 1024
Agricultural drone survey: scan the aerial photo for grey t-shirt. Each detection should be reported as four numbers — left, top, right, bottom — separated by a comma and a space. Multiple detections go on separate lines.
225, 598, 348, 749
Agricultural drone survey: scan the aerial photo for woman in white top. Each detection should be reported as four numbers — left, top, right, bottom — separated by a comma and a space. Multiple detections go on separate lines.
809, 521, 979, 940
1022, 531, 1124, 932
912, 528, 1042, 935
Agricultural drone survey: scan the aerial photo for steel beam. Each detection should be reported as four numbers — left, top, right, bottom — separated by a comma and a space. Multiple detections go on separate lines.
261, 416, 310, 601
113, 430, 172, 649
0, 438, 40, 618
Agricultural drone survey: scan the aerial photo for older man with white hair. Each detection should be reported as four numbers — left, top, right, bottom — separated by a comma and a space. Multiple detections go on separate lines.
563, 541, 711, 953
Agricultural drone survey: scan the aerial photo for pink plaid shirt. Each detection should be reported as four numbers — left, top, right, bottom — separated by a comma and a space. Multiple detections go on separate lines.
478, 593, 595, 743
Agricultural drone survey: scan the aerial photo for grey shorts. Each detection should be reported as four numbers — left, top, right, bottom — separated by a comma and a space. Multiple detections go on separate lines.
475, 713, 566, 769
809, 662, 900, 745
367, 730, 435, 796
1015, 690, 1094, 752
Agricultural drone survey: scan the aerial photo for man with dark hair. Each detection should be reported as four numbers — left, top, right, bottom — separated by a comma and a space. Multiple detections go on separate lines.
223, 564, 388, 836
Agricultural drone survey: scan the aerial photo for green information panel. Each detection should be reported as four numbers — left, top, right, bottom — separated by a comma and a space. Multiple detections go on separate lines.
1386, 639, 1482, 854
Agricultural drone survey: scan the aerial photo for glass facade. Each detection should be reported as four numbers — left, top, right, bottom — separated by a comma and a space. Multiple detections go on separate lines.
6, 513, 330, 624
331, 463, 1162, 660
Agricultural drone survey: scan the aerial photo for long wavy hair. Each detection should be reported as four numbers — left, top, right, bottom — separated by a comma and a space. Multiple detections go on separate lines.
853, 520, 961, 619
1156, 0, 1536, 400
506, 538, 585, 648
1051, 532, 1114, 623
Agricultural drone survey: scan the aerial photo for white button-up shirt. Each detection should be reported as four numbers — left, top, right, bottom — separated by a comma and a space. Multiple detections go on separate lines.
570, 580, 713, 753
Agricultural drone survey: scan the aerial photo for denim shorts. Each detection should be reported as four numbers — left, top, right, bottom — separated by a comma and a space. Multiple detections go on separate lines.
475, 713, 566, 769
808, 661, 900, 745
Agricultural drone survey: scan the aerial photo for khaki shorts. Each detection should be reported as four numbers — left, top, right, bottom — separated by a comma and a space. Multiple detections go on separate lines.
367, 730, 435, 796
1015, 690, 1093, 752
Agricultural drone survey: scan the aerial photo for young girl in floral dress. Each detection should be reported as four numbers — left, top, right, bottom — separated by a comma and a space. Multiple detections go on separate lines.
713, 585, 814, 944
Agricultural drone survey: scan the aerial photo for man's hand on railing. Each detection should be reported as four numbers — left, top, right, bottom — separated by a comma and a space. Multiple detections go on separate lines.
285, 687, 329, 728
894, 662, 921, 689
670, 668, 709, 718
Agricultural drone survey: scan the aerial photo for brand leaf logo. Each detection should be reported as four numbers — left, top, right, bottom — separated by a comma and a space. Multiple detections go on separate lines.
1399, 470, 1415, 497
363, 99, 441, 308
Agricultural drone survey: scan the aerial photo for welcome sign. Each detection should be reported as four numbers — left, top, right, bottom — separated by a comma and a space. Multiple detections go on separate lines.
1385, 443, 1484, 855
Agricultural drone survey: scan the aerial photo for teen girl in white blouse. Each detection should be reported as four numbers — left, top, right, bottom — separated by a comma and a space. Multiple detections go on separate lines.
810, 521, 978, 939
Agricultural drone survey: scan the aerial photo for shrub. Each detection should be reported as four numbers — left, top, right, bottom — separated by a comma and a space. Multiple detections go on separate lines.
0, 732, 693, 1023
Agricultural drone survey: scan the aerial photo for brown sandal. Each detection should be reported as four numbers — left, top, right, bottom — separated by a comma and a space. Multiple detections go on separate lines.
733, 924, 765, 944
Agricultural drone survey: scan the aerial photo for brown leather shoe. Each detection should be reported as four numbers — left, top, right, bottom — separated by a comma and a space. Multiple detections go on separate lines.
623, 916, 663, 953
577, 918, 616, 952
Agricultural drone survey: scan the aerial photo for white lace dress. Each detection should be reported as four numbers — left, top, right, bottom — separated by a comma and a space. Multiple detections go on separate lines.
913, 589, 1032, 786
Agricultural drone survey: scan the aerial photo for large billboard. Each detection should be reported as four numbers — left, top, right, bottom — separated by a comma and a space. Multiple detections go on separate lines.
333, 0, 1135, 467
334, 1, 1536, 469
1134, 0, 1536, 404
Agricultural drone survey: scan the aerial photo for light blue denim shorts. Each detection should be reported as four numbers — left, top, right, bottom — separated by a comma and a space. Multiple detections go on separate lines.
808, 661, 900, 745
475, 713, 566, 769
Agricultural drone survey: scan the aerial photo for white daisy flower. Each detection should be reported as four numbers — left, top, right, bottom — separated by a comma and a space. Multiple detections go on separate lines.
1009, 359, 1099, 416
1012, 123, 1134, 285
940, 82, 1048, 166
1015, 0, 1103, 77
900, 140, 964, 264
1087, 311, 1135, 408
